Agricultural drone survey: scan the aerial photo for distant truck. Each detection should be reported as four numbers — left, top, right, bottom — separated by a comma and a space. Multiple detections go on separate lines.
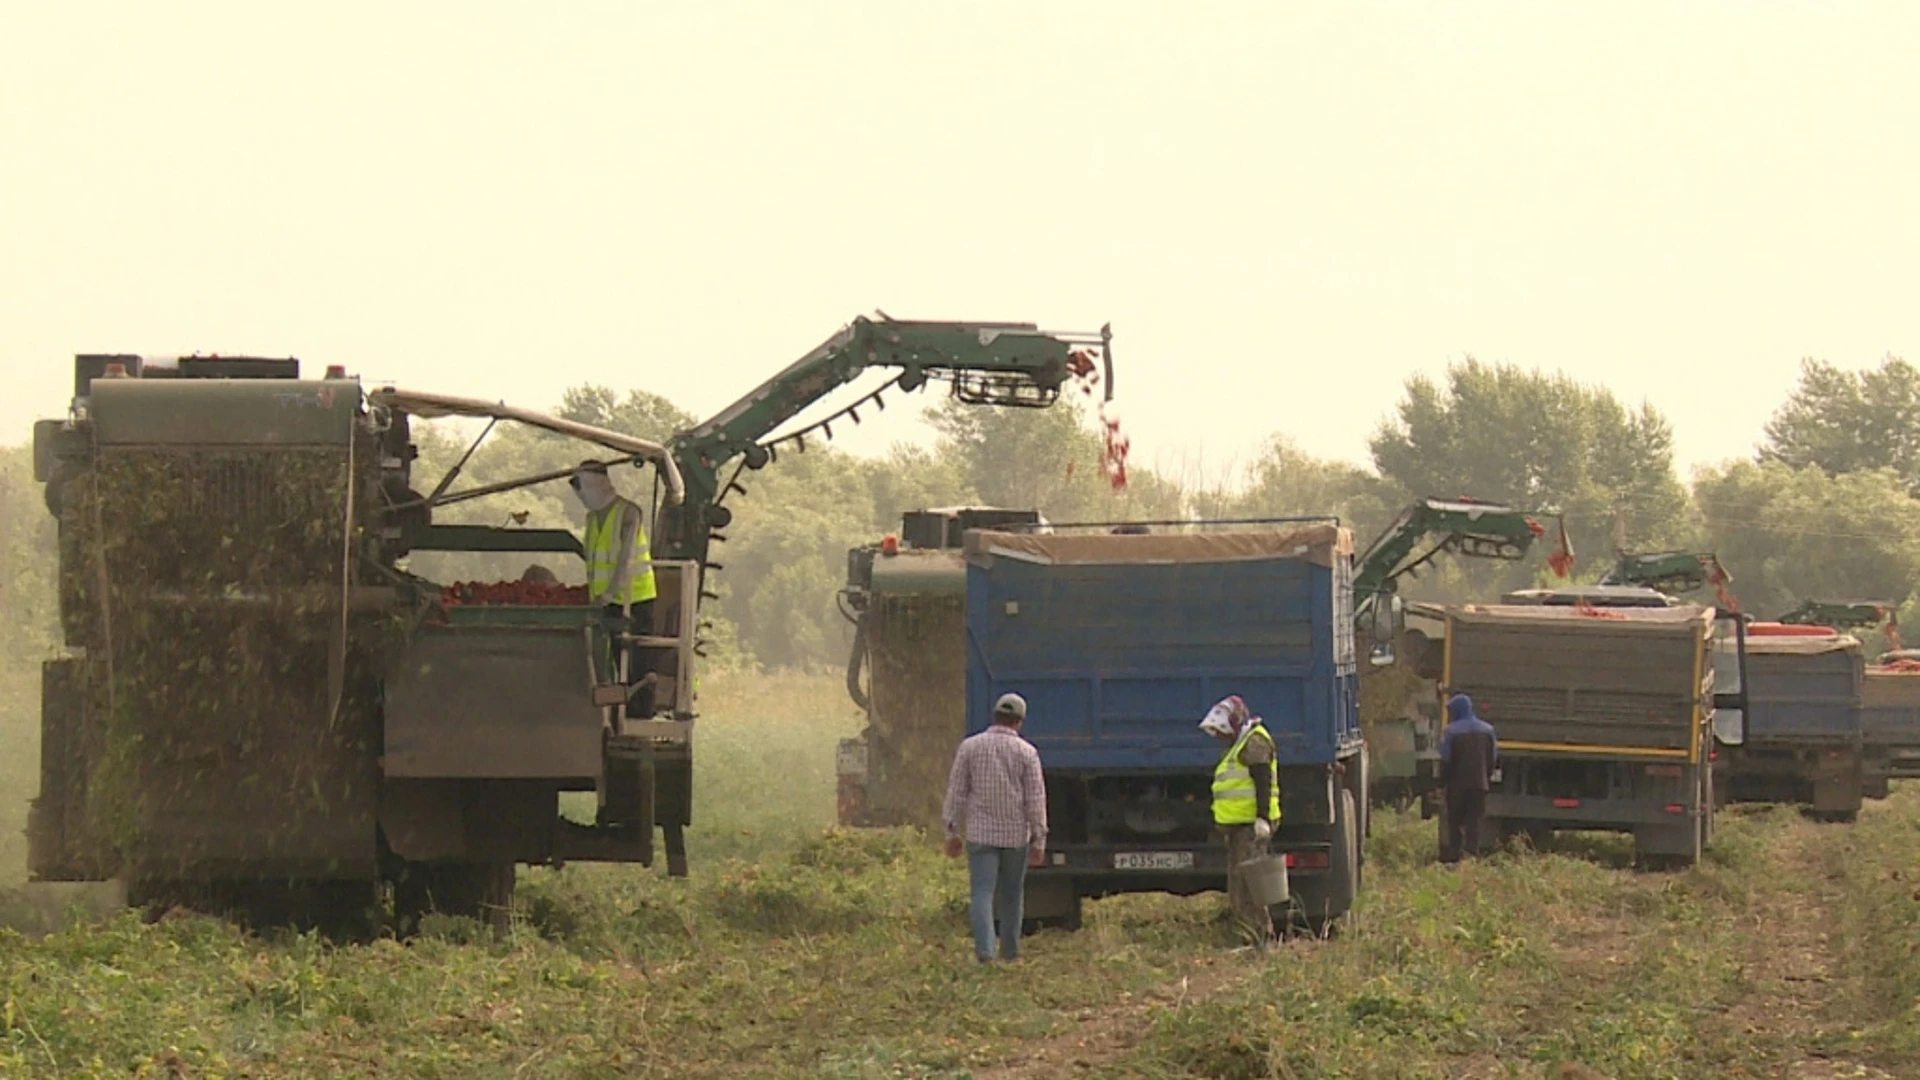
1438, 592, 1748, 868
1721, 625, 1866, 821
1863, 657, 1920, 794
963, 524, 1366, 932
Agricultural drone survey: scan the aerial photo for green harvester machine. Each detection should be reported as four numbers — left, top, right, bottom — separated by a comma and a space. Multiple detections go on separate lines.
26, 316, 1116, 928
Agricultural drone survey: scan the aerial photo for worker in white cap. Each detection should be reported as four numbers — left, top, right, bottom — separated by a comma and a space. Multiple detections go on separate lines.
1201, 694, 1280, 944
942, 692, 1048, 963
570, 460, 659, 716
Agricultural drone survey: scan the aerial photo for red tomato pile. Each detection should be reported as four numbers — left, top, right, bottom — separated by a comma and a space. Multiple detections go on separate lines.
439, 580, 589, 607
1873, 659, 1920, 675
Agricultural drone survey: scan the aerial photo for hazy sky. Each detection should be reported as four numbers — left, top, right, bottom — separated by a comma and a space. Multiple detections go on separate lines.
4, 3, 1916, 486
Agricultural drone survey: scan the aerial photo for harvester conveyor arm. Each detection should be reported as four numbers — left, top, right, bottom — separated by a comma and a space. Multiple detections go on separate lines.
1352, 498, 1546, 611
661, 316, 1113, 598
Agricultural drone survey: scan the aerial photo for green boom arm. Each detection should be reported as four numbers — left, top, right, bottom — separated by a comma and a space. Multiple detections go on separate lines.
1353, 498, 1547, 610
1598, 551, 1732, 596
1775, 600, 1896, 630
659, 315, 1113, 602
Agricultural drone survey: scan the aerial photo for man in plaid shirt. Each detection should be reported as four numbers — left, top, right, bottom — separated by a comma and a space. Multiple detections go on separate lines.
943, 692, 1048, 963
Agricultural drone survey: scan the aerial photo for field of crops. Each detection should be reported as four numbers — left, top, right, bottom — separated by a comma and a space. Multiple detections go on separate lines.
2, 672, 1919, 1079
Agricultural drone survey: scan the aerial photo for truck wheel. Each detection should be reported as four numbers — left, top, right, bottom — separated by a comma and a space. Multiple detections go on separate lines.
1303, 789, 1359, 937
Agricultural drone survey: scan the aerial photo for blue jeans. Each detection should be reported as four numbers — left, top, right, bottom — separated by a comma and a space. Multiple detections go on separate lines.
966, 843, 1027, 962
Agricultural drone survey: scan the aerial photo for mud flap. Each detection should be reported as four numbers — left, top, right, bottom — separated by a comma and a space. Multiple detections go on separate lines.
1017, 875, 1081, 934
1634, 819, 1700, 868
1812, 750, 1863, 817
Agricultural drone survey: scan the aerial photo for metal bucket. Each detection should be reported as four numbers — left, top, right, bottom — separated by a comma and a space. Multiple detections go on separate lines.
1239, 854, 1289, 908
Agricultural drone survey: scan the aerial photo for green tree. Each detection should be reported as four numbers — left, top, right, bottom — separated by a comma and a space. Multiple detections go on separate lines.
0, 447, 59, 668
1761, 356, 1920, 495
1196, 436, 1399, 542
0, 446, 59, 879
554, 386, 698, 444
1370, 359, 1698, 591
1693, 461, 1920, 627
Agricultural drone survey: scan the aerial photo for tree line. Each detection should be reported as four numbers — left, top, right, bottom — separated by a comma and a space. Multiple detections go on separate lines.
4, 354, 1918, 671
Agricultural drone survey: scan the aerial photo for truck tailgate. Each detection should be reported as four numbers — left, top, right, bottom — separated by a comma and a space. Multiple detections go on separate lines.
1741, 635, 1861, 745
1446, 605, 1710, 755
1863, 669, 1920, 747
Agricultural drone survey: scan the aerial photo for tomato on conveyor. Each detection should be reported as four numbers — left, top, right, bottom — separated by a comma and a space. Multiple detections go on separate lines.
438, 580, 590, 607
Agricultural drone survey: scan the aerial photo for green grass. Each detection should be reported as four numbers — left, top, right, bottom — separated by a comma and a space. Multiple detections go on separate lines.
0, 664, 42, 887
3, 674, 1920, 1079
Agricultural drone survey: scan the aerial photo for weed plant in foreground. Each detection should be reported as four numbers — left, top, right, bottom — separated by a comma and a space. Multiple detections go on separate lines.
3, 674, 1920, 1079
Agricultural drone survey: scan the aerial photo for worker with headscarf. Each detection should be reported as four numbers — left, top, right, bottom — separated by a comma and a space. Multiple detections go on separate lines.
570, 460, 659, 716
1438, 693, 1498, 863
1200, 694, 1280, 943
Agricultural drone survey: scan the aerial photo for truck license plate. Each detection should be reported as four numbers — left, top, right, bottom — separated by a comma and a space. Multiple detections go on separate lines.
1112, 851, 1194, 870
834, 739, 868, 778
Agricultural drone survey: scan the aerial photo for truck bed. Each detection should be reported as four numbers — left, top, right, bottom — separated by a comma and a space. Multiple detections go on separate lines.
1445, 605, 1712, 756
964, 527, 1360, 770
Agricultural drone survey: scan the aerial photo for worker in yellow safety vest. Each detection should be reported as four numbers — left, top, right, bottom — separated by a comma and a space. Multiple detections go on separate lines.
1200, 694, 1281, 943
570, 460, 659, 716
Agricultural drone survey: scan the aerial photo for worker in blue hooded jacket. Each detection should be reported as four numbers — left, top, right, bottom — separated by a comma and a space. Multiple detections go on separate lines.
1438, 694, 1498, 863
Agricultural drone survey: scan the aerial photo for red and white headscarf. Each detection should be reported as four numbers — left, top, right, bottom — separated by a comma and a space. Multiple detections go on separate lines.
1198, 695, 1253, 738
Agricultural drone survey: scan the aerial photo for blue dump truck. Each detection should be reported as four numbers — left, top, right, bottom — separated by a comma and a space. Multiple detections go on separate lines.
962, 525, 1366, 932
1724, 627, 1866, 821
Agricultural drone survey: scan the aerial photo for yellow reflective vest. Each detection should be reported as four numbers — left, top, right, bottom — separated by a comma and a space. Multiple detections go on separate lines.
1212, 723, 1281, 826
584, 497, 657, 606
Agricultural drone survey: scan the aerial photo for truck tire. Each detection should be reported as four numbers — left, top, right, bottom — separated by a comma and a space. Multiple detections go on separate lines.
1296, 789, 1359, 937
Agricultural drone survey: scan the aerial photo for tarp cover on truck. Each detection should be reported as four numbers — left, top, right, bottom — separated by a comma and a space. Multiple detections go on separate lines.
963, 524, 1350, 568
1744, 633, 1861, 656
